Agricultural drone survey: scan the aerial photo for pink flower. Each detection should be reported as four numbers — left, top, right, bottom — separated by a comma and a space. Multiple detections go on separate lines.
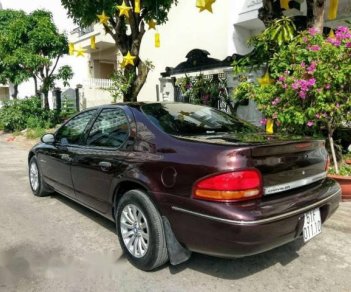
325, 84, 331, 89
292, 82, 299, 90
307, 121, 314, 127
308, 27, 318, 36
308, 45, 321, 51
307, 61, 317, 74
335, 26, 351, 40
346, 42, 351, 48
315, 113, 321, 119
278, 76, 285, 82
300, 61, 306, 68
327, 37, 341, 46
336, 103, 340, 108
299, 91, 306, 99
307, 78, 316, 86
260, 118, 267, 126
271, 97, 281, 105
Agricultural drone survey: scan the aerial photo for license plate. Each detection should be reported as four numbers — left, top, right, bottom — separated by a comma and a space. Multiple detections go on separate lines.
303, 208, 322, 242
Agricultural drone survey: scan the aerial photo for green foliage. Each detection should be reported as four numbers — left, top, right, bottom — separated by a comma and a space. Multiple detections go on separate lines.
234, 26, 351, 138
0, 10, 32, 89
233, 17, 296, 74
176, 75, 228, 108
57, 66, 74, 88
61, 0, 177, 27
329, 163, 351, 176
0, 9, 73, 103
60, 95, 78, 120
26, 127, 47, 139
108, 69, 136, 103
0, 97, 57, 132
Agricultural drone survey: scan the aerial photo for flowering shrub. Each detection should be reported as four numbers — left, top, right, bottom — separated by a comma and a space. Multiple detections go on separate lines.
233, 26, 351, 172
236, 26, 351, 138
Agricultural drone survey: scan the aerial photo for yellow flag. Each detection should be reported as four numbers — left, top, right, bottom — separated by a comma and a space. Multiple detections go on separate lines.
135, 0, 141, 14
328, 0, 339, 20
258, 72, 273, 86
69, 43, 75, 55
280, 0, 289, 10
266, 119, 274, 134
90, 36, 96, 49
155, 32, 160, 48
329, 29, 335, 38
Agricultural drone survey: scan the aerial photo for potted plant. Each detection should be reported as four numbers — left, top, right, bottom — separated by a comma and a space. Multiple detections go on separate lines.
328, 163, 351, 201
344, 153, 351, 165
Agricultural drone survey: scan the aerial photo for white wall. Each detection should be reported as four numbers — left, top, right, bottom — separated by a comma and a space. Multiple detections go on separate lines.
1, 0, 86, 98
138, 0, 247, 101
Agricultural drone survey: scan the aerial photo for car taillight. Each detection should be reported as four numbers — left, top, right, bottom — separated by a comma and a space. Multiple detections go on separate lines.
193, 169, 263, 202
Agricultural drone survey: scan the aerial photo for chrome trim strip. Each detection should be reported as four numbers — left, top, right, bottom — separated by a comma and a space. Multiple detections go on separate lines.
264, 172, 327, 195
171, 189, 340, 226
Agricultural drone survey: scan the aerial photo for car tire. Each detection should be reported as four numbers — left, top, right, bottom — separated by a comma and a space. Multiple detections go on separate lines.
116, 189, 168, 271
28, 156, 52, 197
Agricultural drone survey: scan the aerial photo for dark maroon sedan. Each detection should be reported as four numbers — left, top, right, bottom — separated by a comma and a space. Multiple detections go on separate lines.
28, 103, 341, 271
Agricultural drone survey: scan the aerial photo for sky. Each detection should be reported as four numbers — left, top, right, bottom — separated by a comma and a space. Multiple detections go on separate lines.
1, 0, 75, 33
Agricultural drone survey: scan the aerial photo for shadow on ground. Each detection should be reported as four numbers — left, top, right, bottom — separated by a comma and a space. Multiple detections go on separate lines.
47, 192, 303, 280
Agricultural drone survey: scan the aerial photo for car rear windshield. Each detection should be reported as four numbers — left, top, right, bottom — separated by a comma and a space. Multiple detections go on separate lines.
141, 103, 260, 135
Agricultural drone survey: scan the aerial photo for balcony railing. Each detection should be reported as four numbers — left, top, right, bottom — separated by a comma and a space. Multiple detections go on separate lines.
72, 25, 94, 37
84, 78, 113, 89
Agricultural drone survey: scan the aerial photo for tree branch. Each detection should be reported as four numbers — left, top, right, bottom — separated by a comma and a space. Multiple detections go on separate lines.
48, 56, 60, 78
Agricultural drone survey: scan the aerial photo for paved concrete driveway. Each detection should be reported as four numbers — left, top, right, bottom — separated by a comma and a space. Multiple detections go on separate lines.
0, 134, 351, 292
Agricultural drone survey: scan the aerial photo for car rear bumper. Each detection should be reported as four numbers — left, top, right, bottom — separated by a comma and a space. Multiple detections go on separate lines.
158, 179, 341, 258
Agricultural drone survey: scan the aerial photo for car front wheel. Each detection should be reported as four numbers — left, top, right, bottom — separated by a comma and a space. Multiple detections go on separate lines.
116, 189, 168, 271
28, 156, 52, 197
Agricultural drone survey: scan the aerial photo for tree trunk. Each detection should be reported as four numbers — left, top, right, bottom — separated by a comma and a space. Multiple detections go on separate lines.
43, 91, 49, 109
11, 84, 18, 99
131, 61, 149, 102
33, 76, 39, 96
258, 0, 282, 27
313, 0, 326, 33
122, 60, 149, 102
306, 0, 315, 27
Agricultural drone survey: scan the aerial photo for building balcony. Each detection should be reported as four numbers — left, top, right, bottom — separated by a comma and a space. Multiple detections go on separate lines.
70, 23, 115, 53
83, 78, 113, 89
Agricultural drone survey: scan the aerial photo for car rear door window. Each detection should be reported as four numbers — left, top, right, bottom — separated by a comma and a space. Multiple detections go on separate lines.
86, 108, 129, 148
56, 110, 97, 145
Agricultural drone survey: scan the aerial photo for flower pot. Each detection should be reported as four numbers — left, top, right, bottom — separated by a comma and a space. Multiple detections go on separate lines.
345, 159, 351, 165
328, 174, 351, 201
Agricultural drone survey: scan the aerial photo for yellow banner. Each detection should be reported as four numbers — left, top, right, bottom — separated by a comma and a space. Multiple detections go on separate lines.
328, 0, 339, 20
155, 32, 160, 48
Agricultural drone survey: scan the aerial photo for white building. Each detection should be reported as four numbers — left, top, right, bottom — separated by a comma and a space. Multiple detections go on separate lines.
1, 0, 350, 109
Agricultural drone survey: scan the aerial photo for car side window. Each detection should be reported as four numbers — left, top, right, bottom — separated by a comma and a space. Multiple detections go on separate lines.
56, 110, 97, 145
86, 108, 129, 148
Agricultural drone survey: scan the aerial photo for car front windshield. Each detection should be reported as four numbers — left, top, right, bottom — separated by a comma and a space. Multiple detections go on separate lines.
141, 103, 260, 136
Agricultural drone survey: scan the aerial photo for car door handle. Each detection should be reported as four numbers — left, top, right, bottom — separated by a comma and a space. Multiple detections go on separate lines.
99, 161, 112, 171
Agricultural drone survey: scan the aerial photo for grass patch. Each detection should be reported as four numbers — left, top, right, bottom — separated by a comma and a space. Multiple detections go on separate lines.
26, 128, 47, 139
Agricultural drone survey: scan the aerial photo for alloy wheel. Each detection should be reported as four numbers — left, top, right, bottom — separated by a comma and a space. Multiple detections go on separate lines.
120, 204, 150, 258
29, 162, 39, 191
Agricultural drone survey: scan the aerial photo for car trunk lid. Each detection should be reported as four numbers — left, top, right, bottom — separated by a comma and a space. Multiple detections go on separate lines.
175, 133, 328, 196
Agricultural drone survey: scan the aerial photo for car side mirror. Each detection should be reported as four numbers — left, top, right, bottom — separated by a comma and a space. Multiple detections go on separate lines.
41, 133, 55, 144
